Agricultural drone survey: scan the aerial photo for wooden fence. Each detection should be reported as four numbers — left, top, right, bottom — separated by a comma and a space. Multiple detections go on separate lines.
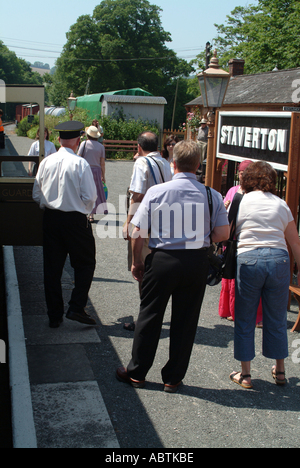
103, 130, 187, 157
163, 129, 186, 143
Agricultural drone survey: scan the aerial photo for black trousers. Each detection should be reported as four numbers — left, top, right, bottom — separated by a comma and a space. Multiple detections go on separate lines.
127, 248, 209, 385
43, 209, 96, 321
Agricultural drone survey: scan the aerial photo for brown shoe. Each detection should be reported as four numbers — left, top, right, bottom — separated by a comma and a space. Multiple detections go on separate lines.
66, 309, 96, 325
164, 381, 182, 393
116, 367, 145, 388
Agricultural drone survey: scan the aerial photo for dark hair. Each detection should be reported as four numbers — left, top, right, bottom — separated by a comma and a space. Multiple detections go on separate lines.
137, 131, 158, 153
241, 161, 277, 195
162, 135, 179, 159
36, 127, 49, 141
87, 134, 98, 141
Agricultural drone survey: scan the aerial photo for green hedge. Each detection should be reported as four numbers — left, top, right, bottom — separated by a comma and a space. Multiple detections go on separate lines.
16, 109, 160, 159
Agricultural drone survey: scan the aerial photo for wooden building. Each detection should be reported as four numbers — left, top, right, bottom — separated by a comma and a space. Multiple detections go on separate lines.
185, 59, 300, 123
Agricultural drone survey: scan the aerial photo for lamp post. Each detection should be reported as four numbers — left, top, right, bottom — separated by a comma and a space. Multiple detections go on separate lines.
67, 92, 77, 121
197, 50, 230, 187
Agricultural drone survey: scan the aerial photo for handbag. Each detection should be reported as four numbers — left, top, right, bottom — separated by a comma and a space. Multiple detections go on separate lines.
205, 187, 243, 285
222, 192, 243, 280
206, 186, 223, 286
102, 181, 108, 200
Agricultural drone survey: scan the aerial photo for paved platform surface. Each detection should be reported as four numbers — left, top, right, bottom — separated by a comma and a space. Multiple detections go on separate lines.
2, 128, 300, 449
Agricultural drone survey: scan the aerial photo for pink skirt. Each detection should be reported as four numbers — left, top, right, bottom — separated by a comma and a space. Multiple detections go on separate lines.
90, 166, 108, 215
219, 278, 263, 324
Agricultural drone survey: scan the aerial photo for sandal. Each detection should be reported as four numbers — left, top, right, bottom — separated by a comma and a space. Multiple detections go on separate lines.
230, 372, 253, 389
272, 366, 286, 386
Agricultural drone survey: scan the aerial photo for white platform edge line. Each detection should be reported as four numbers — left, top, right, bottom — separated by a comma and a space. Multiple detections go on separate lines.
3, 246, 37, 449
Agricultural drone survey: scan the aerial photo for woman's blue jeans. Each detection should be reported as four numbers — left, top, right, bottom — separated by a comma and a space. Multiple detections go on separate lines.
235, 248, 289, 362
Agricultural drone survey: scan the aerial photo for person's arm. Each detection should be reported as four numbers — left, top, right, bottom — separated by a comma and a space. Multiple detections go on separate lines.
285, 220, 300, 285
80, 165, 97, 212
211, 225, 230, 243
123, 192, 144, 240
100, 157, 105, 183
131, 228, 145, 282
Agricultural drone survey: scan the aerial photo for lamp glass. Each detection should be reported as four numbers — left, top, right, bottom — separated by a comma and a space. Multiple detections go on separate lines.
205, 76, 229, 108
198, 75, 207, 108
68, 98, 77, 112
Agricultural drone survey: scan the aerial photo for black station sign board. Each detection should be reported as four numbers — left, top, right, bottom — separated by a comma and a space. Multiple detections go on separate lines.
216, 111, 292, 171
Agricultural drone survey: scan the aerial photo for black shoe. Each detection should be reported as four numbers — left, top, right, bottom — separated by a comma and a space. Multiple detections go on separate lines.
49, 317, 63, 329
164, 381, 182, 393
66, 309, 96, 325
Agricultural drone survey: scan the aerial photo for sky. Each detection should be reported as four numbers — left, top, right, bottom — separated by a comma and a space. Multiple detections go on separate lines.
1, 0, 257, 70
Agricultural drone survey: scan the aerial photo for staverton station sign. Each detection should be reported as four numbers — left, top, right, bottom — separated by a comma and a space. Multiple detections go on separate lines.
216, 111, 292, 171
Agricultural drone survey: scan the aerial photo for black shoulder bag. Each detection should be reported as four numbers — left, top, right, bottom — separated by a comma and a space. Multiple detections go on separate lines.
222, 191, 243, 280
205, 187, 243, 285
206, 186, 224, 286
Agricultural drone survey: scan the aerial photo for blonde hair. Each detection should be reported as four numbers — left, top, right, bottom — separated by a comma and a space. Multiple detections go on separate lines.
173, 140, 200, 172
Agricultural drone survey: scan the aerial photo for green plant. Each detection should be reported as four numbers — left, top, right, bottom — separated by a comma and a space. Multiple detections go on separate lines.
98, 114, 160, 142
16, 115, 39, 137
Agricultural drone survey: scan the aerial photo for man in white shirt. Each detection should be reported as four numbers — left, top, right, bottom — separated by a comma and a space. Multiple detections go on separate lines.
33, 121, 97, 328
122, 131, 172, 331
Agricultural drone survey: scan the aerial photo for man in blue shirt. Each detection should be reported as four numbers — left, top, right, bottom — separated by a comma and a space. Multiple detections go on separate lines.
116, 140, 229, 392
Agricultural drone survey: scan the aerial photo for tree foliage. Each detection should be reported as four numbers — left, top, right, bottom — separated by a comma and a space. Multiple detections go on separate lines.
0, 41, 43, 85
48, 0, 195, 128
194, 0, 300, 74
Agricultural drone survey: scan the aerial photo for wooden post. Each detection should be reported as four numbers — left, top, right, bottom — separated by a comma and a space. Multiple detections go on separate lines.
210, 111, 223, 192
204, 111, 215, 187
285, 112, 300, 222
285, 113, 300, 311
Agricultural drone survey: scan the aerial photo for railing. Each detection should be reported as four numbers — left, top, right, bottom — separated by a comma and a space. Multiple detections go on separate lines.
103, 140, 138, 153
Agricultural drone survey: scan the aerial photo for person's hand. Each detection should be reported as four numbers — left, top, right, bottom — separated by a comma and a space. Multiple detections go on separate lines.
122, 222, 130, 241
131, 262, 145, 282
224, 200, 231, 209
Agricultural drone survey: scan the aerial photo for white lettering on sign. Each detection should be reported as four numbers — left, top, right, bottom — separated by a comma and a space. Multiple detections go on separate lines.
220, 125, 288, 153
0, 340, 6, 364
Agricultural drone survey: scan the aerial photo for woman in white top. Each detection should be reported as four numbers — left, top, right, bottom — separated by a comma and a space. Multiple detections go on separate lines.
230, 161, 300, 390
78, 125, 107, 221
28, 127, 56, 176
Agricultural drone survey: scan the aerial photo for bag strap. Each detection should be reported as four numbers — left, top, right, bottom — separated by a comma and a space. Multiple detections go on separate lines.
147, 156, 165, 183
145, 157, 158, 184
205, 186, 213, 244
80, 140, 87, 158
228, 192, 243, 239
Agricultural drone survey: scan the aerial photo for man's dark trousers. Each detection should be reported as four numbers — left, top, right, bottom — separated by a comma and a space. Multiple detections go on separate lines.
127, 248, 209, 385
43, 208, 96, 322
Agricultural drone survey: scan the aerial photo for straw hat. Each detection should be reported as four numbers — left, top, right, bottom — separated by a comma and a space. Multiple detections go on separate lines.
85, 125, 100, 139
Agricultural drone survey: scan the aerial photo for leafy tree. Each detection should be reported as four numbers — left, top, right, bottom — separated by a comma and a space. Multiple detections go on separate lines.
48, 0, 194, 128
0, 41, 43, 85
193, 0, 300, 74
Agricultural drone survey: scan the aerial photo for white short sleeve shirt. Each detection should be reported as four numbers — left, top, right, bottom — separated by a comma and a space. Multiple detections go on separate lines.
236, 191, 294, 254
129, 152, 172, 195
